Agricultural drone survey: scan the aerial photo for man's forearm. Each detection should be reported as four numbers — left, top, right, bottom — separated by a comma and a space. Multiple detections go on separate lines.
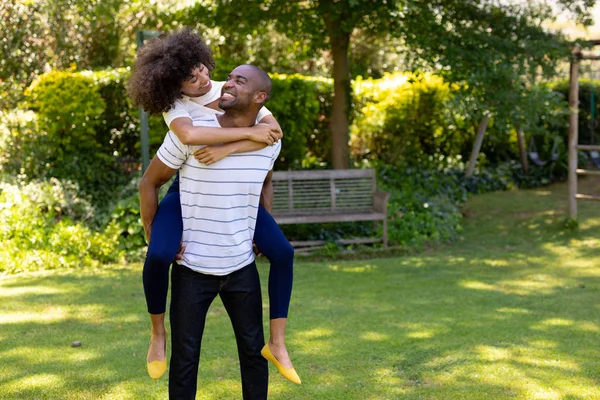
260, 171, 274, 213
139, 176, 161, 241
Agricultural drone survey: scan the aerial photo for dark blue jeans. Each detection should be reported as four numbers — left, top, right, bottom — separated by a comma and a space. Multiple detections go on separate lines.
143, 176, 294, 319
169, 262, 268, 400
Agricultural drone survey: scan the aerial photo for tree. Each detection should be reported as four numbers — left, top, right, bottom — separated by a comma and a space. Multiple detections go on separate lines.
170, 0, 403, 169
400, 0, 597, 175
1, 0, 161, 110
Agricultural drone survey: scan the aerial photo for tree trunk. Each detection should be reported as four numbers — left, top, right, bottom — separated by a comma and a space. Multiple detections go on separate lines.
568, 51, 580, 219
465, 115, 490, 177
515, 125, 529, 173
322, 6, 351, 169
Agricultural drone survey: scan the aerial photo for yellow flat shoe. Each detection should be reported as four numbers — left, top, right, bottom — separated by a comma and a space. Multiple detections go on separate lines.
147, 338, 167, 380
147, 359, 167, 380
261, 343, 301, 384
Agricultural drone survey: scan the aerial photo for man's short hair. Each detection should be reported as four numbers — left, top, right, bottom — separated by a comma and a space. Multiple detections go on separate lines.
127, 28, 215, 114
241, 64, 272, 104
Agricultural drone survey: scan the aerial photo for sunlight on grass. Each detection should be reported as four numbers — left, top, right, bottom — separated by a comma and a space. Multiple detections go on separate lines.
4, 373, 64, 394
101, 382, 142, 400
527, 340, 557, 349
497, 307, 531, 314
4, 346, 101, 364
298, 327, 334, 339
328, 264, 378, 273
481, 259, 510, 267
360, 331, 389, 341
0, 307, 68, 324
400, 323, 446, 339
537, 318, 574, 327
476, 345, 511, 361
460, 276, 566, 296
0, 285, 65, 297
460, 280, 497, 291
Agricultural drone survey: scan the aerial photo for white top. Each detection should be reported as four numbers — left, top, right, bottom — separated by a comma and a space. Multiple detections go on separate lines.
156, 114, 282, 276
163, 80, 272, 127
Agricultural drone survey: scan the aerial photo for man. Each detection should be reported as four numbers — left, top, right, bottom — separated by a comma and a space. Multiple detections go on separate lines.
139, 64, 279, 400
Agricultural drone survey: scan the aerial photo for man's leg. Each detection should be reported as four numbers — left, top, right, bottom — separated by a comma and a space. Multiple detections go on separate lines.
220, 262, 268, 400
169, 264, 219, 400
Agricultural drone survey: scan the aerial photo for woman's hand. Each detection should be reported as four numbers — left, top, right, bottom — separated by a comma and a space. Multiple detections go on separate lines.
194, 144, 234, 165
248, 123, 282, 145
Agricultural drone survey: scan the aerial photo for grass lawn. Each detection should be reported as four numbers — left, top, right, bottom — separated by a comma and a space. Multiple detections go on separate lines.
2, 178, 600, 399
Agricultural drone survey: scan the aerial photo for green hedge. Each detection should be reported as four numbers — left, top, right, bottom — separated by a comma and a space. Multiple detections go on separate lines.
22, 68, 336, 171
268, 74, 333, 169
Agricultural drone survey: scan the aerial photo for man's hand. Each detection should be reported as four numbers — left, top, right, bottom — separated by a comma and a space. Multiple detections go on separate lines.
252, 241, 263, 257
174, 243, 186, 261
194, 144, 233, 165
248, 123, 282, 145
144, 224, 152, 244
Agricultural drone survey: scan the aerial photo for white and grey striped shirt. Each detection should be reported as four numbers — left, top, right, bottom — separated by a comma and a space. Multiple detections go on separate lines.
156, 114, 281, 276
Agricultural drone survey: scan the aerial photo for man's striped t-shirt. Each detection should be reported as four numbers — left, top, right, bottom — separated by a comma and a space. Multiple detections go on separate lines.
156, 114, 281, 276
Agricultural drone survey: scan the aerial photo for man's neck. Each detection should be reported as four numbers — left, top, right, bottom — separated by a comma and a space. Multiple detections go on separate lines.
217, 109, 258, 128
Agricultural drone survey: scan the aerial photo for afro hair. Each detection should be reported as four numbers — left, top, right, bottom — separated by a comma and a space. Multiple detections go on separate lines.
127, 28, 215, 114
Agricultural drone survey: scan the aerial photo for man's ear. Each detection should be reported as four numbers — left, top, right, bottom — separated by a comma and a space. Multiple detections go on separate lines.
253, 91, 267, 104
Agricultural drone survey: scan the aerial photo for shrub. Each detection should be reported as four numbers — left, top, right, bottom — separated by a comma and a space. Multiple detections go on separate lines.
0, 177, 123, 274
351, 72, 470, 167
22, 69, 132, 205
0, 109, 47, 178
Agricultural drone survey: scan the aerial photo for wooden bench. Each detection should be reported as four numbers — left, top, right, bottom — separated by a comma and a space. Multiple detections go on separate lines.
271, 169, 390, 248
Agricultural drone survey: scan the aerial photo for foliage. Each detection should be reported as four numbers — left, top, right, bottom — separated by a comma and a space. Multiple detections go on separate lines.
0, 109, 45, 178
351, 72, 465, 166
550, 78, 600, 149
81, 68, 166, 159
0, 177, 123, 274
1, 0, 163, 109
283, 157, 558, 251
12, 67, 336, 177
25, 69, 106, 154
402, 1, 568, 117
268, 74, 333, 169
106, 176, 147, 257
22, 69, 130, 205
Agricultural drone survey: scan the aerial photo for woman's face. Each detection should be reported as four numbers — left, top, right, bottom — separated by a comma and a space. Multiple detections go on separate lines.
180, 64, 211, 97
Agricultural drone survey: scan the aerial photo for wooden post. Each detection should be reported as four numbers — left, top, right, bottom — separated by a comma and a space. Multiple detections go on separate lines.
568, 46, 580, 219
515, 125, 529, 173
465, 114, 490, 177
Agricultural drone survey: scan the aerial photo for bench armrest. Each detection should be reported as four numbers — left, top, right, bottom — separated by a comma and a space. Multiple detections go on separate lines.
373, 189, 390, 214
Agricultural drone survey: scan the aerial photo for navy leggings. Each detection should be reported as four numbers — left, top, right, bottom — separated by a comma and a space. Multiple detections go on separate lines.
142, 177, 294, 320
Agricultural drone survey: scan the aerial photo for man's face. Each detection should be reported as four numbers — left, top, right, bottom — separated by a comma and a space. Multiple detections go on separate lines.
218, 66, 258, 111
180, 64, 211, 97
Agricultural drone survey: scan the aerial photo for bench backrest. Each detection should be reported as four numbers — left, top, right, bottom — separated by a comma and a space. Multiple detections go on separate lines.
272, 169, 377, 214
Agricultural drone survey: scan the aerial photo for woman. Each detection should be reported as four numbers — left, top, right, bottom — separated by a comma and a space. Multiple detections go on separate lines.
127, 28, 299, 384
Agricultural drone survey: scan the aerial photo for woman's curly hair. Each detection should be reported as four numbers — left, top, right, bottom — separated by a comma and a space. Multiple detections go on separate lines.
127, 28, 215, 114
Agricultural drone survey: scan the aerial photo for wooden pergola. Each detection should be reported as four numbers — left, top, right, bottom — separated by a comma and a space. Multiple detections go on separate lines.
568, 39, 600, 219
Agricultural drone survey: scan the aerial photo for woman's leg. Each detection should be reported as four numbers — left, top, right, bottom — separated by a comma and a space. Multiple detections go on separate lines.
142, 179, 183, 369
253, 205, 295, 370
